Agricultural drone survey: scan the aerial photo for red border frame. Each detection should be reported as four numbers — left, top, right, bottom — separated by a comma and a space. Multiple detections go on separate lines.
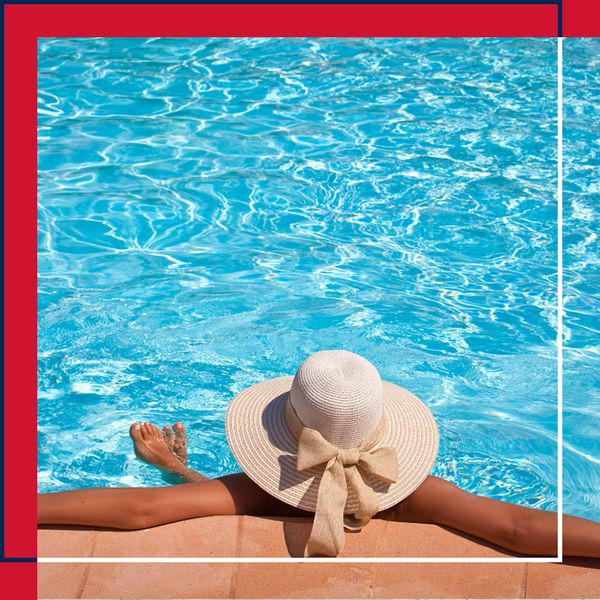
564, 0, 600, 35
3, 0, 599, 595
5, 3, 559, 37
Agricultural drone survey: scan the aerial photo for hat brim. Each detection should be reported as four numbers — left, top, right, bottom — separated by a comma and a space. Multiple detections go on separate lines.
225, 375, 439, 514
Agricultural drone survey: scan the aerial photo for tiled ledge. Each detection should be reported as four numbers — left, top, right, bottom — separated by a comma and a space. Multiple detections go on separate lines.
39, 516, 600, 598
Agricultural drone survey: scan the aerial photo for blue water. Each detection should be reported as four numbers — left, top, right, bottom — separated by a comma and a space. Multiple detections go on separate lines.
563, 38, 600, 521
36, 37, 596, 521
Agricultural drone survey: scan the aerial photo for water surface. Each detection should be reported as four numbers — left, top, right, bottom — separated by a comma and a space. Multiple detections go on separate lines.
37, 37, 589, 519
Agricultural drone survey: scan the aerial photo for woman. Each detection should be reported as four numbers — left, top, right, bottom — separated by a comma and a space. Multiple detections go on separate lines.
38, 350, 600, 558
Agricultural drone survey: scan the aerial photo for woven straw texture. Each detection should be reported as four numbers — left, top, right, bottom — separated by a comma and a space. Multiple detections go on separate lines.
225, 352, 439, 514
289, 350, 383, 448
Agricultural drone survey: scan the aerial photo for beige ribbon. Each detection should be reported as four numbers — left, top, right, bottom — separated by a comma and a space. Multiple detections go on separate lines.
285, 400, 399, 557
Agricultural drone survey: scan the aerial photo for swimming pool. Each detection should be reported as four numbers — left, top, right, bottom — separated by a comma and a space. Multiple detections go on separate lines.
562, 38, 600, 522
37, 37, 597, 521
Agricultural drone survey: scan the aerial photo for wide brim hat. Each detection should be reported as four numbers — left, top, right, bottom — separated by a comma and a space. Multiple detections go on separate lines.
225, 351, 439, 515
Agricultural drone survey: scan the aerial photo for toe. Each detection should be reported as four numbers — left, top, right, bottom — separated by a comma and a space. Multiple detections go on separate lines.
148, 423, 162, 439
172, 422, 188, 464
129, 422, 143, 441
141, 422, 152, 440
162, 425, 175, 444
173, 422, 187, 444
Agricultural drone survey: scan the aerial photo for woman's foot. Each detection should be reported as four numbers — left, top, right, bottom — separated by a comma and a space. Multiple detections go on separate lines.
129, 422, 186, 474
162, 422, 188, 466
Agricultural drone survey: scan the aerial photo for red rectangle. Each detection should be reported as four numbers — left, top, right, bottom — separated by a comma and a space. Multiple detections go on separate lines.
11, 4, 557, 38
564, 0, 600, 36
4, 6, 38, 559
0, 563, 36, 597
4, 0, 563, 566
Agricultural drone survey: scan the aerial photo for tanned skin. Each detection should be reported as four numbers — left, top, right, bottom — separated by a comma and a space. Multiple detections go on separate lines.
38, 422, 600, 558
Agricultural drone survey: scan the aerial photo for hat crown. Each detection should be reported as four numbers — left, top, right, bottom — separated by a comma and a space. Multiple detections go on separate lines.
289, 350, 383, 448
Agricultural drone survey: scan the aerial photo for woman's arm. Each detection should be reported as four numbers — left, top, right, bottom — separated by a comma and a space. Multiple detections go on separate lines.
37, 473, 276, 530
397, 476, 600, 558
38, 472, 600, 559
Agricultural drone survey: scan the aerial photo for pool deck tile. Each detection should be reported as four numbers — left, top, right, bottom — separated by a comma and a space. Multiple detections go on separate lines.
38, 527, 97, 558
38, 518, 600, 598
235, 515, 294, 557
525, 559, 600, 598
233, 563, 373, 599
38, 563, 90, 599
237, 515, 386, 557
369, 563, 527, 598
376, 522, 514, 558
91, 516, 239, 558
80, 563, 235, 599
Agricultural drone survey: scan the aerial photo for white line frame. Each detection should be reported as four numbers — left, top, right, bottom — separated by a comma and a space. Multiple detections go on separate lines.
38, 37, 564, 564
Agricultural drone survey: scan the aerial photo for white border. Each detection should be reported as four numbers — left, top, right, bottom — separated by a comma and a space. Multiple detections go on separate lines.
39, 556, 562, 564
38, 38, 564, 564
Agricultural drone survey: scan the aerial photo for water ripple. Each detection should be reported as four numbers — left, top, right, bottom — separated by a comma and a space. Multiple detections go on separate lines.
36, 38, 596, 520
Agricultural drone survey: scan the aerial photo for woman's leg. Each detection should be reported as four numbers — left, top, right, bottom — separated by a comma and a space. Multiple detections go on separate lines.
395, 475, 600, 559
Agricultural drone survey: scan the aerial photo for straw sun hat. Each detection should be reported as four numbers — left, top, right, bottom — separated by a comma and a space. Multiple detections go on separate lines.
225, 349, 439, 557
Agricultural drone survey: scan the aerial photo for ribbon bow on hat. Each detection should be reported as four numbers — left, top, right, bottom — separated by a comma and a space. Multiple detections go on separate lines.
296, 425, 399, 557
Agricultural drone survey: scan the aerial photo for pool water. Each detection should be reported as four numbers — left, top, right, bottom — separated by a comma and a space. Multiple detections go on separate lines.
562, 38, 600, 521
37, 37, 597, 521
